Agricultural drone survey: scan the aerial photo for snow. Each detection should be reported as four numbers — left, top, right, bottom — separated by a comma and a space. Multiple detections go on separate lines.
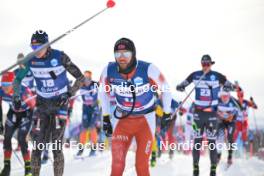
1, 141, 264, 176
1, 99, 264, 176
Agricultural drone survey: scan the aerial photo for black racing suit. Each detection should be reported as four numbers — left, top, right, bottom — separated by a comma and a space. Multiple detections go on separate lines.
14, 48, 85, 176
3, 109, 32, 157
216, 98, 239, 162
177, 70, 234, 175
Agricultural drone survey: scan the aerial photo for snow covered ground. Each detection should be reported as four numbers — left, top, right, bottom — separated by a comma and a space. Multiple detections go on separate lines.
1, 141, 264, 176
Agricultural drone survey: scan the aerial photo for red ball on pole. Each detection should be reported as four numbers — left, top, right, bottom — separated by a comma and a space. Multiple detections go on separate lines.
107, 0, 116, 8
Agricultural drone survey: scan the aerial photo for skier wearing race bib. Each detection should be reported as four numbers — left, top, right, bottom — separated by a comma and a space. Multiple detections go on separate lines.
0, 71, 35, 176
233, 84, 258, 143
13, 30, 85, 176
216, 89, 239, 166
76, 70, 100, 157
99, 38, 172, 176
14, 53, 35, 152
176, 55, 234, 176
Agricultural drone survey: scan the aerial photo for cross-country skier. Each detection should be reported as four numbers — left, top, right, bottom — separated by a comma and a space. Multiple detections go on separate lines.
99, 38, 172, 176
216, 88, 239, 166
76, 70, 100, 157
14, 53, 35, 152
0, 71, 35, 176
176, 55, 234, 176
233, 84, 258, 145
13, 30, 85, 176
150, 97, 179, 166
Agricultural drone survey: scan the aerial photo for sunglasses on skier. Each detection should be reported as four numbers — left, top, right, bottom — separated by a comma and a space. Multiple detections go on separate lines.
31, 44, 43, 51
201, 62, 211, 67
114, 51, 132, 59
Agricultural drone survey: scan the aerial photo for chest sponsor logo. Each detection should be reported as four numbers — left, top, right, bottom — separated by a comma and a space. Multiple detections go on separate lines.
109, 78, 124, 84
50, 58, 58, 67
134, 77, 143, 86
31, 61, 45, 66
210, 75, 216, 81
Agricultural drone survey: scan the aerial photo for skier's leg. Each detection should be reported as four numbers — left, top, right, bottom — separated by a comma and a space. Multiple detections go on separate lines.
89, 109, 99, 155
17, 110, 32, 175
31, 110, 50, 176
227, 122, 235, 162
77, 108, 90, 154
1, 109, 16, 175
134, 115, 154, 176
150, 137, 157, 167
89, 128, 98, 153
205, 112, 218, 175
192, 111, 205, 166
242, 120, 248, 142
233, 121, 242, 142
52, 108, 67, 176
216, 122, 225, 163
111, 119, 133, 176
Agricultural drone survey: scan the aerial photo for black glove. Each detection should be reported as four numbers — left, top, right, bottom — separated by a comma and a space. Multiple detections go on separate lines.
0, 123, 3, 135
161, 112, 172, 130
57, 93, 71, 107
103, 115, 112, 137
176, 85, 185, 92
12, 95, 22, 110
179, 111, 184, 116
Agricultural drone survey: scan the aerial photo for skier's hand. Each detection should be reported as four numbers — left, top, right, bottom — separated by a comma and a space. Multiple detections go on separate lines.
103, 115, 112, 137
0, 123, 4, 135
223, 86, 232, 92
12, 95, 21, 110
179, 107, 186, 116
57, 93, 71, 107
161, 112, 172, 130
176, 85, 185, 92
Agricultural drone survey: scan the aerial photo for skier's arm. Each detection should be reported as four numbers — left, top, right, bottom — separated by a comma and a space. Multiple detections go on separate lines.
13, 64, 30, 97
248, 98, 258, 109
61, 52, 85, 96
99, 66, 111, 116
148, 64, 172, 114
218, 73, 235, 90
177, 72, 194, 90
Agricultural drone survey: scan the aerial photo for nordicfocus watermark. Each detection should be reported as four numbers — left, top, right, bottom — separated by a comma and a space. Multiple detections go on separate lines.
160, 141, 238, 151
87, 82, 171, 94
32, 140, 106, 151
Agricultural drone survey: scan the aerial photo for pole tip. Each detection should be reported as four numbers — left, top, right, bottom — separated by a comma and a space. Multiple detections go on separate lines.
107, 0, 116, 8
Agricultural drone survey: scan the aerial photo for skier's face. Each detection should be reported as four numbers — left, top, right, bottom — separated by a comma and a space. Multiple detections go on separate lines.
221, 94, 230, 104
31, 43, 48, 58
201, 62, 212, 73
2, 84, 13, 94
84, 71, 92, 80
115, 50, 133, 70
84, 71, 92, 86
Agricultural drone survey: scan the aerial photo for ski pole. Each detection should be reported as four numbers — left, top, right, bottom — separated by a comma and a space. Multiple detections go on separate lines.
20, 88, 97, 106
0, 0, 116, 75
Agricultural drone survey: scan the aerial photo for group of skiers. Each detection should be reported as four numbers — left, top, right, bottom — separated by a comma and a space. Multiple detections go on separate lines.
0, 30, 258, 176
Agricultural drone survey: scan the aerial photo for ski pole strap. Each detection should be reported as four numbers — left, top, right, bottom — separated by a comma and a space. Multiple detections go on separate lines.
114, 81, 136, 119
